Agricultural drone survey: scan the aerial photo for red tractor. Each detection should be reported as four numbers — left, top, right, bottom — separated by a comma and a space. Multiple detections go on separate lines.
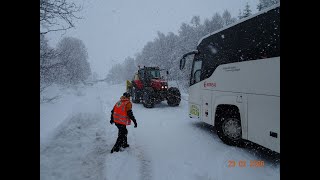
127, 66, 181, 108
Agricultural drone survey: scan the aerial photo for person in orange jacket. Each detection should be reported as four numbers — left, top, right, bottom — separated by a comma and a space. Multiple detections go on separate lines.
110, 92, 137, 153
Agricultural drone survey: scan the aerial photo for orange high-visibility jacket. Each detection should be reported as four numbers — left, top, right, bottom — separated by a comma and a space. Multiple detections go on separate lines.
113, 97, 132, 125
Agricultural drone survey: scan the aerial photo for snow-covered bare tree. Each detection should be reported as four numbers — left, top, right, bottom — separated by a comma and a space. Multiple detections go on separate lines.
123, 57, 137, 81
178, 23, 198, 52
211, 13, 224, 30
163, 32, 180, 70
222, 10, 236, 26
257, 0, 280, 11
40, 0, 82, 35
86, 72, 99, 82
203, 13, 224, 34
40, 35, 69, 102
55, 37, 91, 85
105, 64, 125, 84
40, 34, 58, 94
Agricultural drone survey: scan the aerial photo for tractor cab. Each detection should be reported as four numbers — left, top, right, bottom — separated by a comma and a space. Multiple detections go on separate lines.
138, 67, 160, 80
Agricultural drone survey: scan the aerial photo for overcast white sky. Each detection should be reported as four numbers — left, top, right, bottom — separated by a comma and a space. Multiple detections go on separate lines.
47, 0, 259, 78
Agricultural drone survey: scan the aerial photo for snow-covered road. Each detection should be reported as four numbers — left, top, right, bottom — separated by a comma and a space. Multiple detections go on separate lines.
40, 82, 280, 180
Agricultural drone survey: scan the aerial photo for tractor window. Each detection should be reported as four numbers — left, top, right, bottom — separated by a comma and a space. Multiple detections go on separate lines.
147, 70, 161, 79
139, 70, 145, 80
133, 74, 139, 81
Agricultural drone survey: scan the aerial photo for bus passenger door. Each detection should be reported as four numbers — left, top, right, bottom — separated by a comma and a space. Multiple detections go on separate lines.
201, 90, 212, 125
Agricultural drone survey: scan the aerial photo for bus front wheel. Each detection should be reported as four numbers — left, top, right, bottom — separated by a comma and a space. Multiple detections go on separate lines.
216, 109, 243, 147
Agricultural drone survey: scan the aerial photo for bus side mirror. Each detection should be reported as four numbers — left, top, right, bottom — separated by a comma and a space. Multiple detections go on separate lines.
180, 57, 186, 70
180, 50, 198, 70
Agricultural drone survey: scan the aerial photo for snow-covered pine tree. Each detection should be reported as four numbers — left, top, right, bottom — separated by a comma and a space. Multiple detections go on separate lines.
242, 2, 252, 18
257, 0, 280, 11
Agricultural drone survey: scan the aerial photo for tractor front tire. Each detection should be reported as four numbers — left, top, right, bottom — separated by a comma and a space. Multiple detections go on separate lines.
167, 87, 181, 106
131, 86, 140, 103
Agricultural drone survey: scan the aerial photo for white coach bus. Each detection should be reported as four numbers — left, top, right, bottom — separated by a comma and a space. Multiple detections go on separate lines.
179, 4, 280, 153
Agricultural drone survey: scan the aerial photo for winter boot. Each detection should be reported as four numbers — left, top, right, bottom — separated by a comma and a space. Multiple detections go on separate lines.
122, 144, 130, 148
111, 147, 120, 153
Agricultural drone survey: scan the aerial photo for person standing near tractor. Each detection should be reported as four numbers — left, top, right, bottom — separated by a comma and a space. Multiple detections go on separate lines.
109, 92, 138, 153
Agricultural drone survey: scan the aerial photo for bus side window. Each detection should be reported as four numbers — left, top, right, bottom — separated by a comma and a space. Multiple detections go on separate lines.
194, 70, 201, 83
190, 60, 203, 85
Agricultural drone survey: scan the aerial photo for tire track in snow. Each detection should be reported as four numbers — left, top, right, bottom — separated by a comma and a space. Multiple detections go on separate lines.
105, 128, 153, 180
41, 113, 109, 180
134, 145, 152, 180
127, 122, 153, 180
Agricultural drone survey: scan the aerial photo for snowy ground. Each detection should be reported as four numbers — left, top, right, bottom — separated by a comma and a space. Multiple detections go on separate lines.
40, 82, 280, 180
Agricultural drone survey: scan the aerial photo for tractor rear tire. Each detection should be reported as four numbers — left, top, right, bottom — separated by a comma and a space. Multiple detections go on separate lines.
143, 87, 154, 108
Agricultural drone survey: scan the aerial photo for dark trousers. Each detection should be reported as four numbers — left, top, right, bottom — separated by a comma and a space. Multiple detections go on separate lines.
112, 123, 128, 150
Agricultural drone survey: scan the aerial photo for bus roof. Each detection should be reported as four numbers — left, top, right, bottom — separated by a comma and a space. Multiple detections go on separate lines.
197, 3, 280, 46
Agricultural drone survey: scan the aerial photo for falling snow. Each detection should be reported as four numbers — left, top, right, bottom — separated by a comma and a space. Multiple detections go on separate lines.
40, 82, 280, 180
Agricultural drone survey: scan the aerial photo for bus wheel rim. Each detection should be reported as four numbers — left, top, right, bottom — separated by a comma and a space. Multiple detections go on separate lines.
222, 118, 241, 140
